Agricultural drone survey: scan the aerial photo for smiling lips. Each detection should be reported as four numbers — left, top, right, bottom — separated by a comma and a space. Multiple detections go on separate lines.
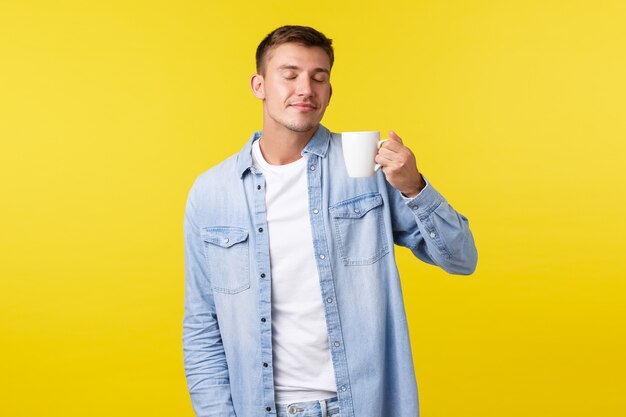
289, 102, 318, 111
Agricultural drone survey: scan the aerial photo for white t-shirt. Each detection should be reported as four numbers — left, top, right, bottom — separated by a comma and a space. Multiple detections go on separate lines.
252, 139, 337, 404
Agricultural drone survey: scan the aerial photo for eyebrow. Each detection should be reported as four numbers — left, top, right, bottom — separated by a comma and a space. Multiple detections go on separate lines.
277, 64, 330, 74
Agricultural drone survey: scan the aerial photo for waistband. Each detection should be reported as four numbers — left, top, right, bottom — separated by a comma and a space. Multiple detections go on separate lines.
276, 396, 339, 417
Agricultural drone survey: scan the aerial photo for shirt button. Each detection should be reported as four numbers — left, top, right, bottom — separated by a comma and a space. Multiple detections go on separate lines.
354, 208, 360, 213
266, 406, 271, 412
326, 297, 333, 303
333, 341, 340, 347
261, 317, 266, 323
313, 208, 319, 214
258, 227, 263, 232
429, 232, 437, 238
223, 238, 229, 244
257, 185, 261, 190
263, 362, 268, 368
319, 254, 325, 260
310, 165, 316, 171
260, 273, 266, 278
341, 385, 347, 392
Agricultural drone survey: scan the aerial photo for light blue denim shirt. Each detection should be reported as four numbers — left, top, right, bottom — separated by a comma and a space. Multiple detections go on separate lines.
183, 124, 477, 417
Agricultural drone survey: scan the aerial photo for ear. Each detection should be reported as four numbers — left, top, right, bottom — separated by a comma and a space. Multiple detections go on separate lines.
250, 74, 265, 100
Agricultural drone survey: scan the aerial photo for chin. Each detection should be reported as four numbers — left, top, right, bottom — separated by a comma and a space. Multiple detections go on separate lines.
284, 120, 319, 133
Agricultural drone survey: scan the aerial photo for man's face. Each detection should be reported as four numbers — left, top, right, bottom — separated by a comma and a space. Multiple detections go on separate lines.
252, 43, 332, 135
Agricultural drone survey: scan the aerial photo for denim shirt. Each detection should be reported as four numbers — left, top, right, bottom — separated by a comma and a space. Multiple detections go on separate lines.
183, 125, 478, 417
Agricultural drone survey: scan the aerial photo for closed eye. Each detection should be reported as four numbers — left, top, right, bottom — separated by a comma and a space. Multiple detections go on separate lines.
281, 71, 297, 79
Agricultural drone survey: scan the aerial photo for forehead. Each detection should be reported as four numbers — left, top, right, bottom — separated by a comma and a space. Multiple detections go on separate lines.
265, 43, 331, 71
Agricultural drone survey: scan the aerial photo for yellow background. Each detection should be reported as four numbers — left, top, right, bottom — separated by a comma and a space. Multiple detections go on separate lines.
1, 0, 625, 415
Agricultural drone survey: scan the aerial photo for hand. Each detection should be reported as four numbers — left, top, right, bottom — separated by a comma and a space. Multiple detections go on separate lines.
374, 130, 426, 198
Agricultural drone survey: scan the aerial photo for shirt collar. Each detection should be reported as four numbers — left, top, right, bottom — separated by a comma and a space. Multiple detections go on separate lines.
236, 124, 332, 178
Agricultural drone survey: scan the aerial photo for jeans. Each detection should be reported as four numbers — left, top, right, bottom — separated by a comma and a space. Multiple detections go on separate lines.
276, 397, 340, 417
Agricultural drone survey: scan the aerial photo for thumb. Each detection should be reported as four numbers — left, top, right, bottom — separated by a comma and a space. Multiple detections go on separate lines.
388, 130, 403, 144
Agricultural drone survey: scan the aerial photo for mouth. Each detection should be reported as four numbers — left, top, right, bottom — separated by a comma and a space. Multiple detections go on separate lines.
289, 102, 318, 111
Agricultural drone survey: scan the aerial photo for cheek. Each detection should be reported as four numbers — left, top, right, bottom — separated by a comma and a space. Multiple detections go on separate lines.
266, 82, 291, 102
320, 87, 332, 104
318, 83, 331, 95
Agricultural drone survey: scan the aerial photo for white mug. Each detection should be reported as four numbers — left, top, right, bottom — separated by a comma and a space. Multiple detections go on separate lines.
341, 131, 389, 177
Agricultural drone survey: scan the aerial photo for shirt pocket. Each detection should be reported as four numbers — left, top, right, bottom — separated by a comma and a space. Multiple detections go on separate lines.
329, 193, 389, 266
201, 226, 250, 294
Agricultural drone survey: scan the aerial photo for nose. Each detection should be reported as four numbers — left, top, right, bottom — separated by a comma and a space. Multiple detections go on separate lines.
295, 74, 313, 97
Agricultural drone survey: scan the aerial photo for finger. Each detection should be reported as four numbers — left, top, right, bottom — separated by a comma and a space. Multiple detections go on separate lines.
379, 138, 403, 153
378, 146, 401, 159
377, 154, 405, 173
388, 130, 403, 144
374, 153, 393, 166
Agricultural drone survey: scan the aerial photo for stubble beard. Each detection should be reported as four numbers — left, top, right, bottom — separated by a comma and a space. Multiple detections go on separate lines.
283, 119, 318, 133
265, 101, 325, 134
270, 109, 321, 133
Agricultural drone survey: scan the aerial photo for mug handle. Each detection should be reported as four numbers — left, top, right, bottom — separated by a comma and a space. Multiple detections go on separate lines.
374, 139, 389, 171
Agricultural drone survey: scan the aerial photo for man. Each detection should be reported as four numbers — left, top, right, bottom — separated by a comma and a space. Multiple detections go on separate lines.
183, 25, 477, 417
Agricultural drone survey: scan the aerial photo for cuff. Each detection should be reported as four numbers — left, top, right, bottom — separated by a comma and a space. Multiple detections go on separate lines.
402, 175, 445, 215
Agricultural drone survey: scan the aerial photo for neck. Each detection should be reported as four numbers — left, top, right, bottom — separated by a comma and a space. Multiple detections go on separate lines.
258, 123, 319, 165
